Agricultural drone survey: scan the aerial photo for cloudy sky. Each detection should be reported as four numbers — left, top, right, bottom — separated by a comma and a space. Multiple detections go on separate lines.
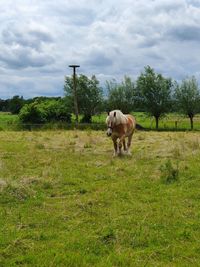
1, 0, 200, 99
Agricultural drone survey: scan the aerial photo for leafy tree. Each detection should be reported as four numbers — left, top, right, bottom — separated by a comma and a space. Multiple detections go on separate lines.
174, 76, 200, 130
0, 99, 9, 112
32, 96, 61, 103
136, 66, 172, 129
106, 76, 136, 113
64, 74, 103, 123
9, 95, 25, 114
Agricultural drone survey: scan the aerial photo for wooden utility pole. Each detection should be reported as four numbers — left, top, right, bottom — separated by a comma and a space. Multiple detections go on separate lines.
69, 65, 80, 123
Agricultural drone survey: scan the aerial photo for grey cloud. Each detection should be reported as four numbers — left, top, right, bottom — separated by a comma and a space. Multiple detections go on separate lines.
167, 25, 200, 42
188, 0, 200, 7
84, 51, 113, 68
139, 37, 160, 48
66, 8, 95, 26
154, 1, 183, 13
0, 22, 55, 70
2, 25, 54, 51
0, 47, 54, 69
29, 30, 54, 43
48, 5, 95, 26
144, 51, 164, 62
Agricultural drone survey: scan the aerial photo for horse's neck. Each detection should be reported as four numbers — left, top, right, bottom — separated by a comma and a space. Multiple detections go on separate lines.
116, 114, 127, 125
122, 114, 128, 124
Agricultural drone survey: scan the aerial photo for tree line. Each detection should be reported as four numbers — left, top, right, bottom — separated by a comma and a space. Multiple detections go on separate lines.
2, 66, 200, 129
105, 66, 200, 130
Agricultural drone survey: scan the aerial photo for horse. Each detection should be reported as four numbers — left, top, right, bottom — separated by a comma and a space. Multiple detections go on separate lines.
106, 110, 136, 156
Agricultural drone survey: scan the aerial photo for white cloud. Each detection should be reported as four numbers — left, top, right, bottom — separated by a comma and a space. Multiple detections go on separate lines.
0, 0, 200, 98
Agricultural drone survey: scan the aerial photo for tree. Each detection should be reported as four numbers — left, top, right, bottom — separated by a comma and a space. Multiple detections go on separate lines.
8, 95, 25, 114
106, 76, 136, 113
64, 74, 103, 123
136, 66, 172, 130
174, 76, 200, 130
0, 99, 9, 112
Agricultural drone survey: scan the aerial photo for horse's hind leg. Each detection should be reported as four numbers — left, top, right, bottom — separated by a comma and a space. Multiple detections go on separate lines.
119, 135, 126, 155
123, 139, 127, 152
127, 133, 133, 155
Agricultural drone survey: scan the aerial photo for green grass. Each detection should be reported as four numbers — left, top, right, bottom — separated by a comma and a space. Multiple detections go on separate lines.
0, 113, 19, 130
93, 112, 200, 131
1, 130, 200, 266
1, 111, 200, 131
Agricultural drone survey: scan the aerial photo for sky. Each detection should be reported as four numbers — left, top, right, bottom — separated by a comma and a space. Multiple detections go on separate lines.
1, 0, 200, 99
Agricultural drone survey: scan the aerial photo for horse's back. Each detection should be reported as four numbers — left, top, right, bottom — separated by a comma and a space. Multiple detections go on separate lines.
126, 114, 136, 129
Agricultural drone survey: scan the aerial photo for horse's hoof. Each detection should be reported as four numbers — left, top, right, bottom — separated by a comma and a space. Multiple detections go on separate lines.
118, 153, 123, 157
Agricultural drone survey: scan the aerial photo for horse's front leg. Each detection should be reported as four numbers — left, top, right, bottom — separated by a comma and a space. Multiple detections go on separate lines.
112, 137, 118, 157
119, 135, 126, 155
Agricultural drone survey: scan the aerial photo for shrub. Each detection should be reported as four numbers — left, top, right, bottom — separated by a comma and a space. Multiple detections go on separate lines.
160, 160, 179, 184
19, 99, 71, 124
80, 114, 92, 123
19, 102, 47, 124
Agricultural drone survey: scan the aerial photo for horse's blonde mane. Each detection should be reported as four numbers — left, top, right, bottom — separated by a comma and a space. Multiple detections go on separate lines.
107, 110, 127, 125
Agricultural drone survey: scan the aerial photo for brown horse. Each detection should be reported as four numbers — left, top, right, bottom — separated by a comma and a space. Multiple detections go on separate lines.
106, 110, 136, 156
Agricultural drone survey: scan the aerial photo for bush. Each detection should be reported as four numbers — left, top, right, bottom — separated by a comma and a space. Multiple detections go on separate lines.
80, 114, 92, 123
19, 102, 47, 124
44, 99, 71, 123
19, 99, 71, 124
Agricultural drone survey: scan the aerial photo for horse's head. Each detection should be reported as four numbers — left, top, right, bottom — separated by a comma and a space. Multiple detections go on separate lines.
106, 111, 116, 137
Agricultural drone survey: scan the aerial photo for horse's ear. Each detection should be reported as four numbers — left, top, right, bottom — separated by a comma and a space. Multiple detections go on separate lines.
114, 111, 116, 117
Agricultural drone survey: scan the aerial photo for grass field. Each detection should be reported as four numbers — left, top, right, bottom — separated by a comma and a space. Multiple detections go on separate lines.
1, 129, 200, 266
0, 113, 19, 130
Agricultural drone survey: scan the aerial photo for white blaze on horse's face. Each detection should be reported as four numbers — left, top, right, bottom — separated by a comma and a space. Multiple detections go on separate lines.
106, 111, 116, 137
107, 125, 112, 136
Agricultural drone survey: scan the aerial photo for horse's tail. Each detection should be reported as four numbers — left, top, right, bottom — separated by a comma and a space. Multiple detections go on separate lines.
136, 123, 145, 130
